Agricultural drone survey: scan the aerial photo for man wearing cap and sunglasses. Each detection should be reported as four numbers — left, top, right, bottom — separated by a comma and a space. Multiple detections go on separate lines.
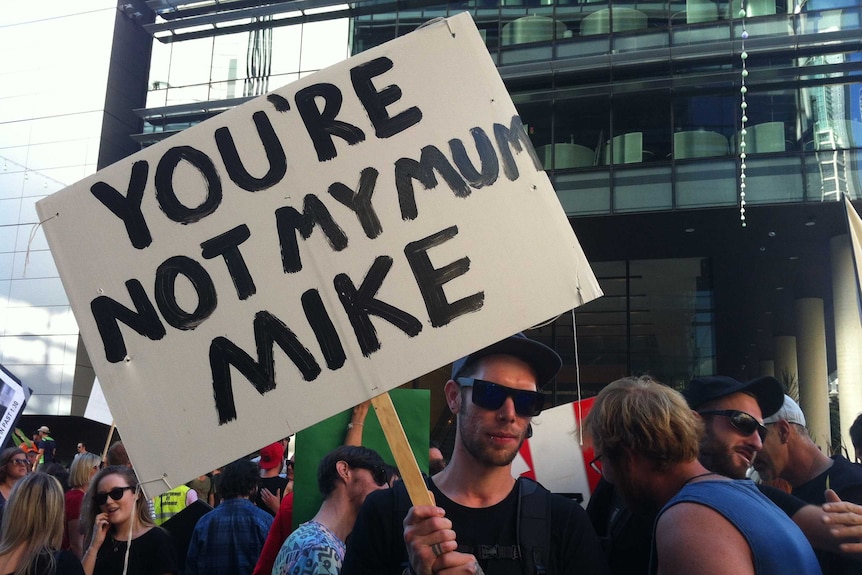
342, 333, 609, 575
589, 374, 862, 574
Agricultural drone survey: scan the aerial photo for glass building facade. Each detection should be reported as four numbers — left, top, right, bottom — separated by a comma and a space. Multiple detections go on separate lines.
132, 0, 861, 446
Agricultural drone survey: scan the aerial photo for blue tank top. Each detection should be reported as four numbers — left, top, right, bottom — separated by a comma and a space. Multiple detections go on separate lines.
655, 479, 822, 574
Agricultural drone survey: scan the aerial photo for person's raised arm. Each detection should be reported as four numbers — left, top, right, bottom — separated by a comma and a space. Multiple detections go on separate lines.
344, 401, 371, 446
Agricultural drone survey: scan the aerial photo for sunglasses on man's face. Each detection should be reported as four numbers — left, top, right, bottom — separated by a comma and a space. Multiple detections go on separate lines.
95, 486, 134, 506
456, 378, 544, 417
698, 409, 767, 441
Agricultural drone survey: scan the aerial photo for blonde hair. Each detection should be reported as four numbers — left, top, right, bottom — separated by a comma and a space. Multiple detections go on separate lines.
0, 472, 65, 575
69, 453, 102, 489
82, 466, 154, 545
584, 376, 703, 471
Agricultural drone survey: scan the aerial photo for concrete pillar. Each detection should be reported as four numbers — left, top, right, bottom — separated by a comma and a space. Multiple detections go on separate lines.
759, 360, 775, 377
773, 335, 798, 401
795, 298, 831, 449
831, 235, 862, 454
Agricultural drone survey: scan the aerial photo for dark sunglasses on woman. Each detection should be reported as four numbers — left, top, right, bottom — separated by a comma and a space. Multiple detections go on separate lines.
95, 486, 134, 506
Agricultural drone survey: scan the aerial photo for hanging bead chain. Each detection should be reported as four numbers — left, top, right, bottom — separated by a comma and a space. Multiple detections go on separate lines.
739, 0, 749, 227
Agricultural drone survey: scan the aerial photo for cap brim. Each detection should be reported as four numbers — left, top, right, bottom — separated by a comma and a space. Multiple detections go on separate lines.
743, 376, 785, 419
451, 334, 562, 388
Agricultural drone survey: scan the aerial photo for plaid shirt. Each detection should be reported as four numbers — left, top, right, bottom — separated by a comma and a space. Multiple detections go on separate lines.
186, 497, 273, 575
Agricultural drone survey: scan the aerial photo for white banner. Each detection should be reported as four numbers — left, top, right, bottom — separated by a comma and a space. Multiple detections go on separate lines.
512, 398, 598, 505
0, 364, 28, 450
84, 378, 113, 426
36, 13, 601, 498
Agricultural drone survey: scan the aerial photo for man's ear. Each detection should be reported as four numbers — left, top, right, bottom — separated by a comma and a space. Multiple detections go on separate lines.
444, 380, 462, 414
335, 460, 351, 482
776, 420, 792, 443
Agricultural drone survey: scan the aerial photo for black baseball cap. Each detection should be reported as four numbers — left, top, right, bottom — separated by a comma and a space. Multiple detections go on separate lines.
450, 333, 562, 388
683, 375, 784, 419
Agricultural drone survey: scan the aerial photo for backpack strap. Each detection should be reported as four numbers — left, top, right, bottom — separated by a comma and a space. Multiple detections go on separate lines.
517, 477, 551, 575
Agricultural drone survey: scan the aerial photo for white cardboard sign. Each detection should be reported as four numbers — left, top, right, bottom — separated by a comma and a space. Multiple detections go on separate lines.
36, 13, 601, 498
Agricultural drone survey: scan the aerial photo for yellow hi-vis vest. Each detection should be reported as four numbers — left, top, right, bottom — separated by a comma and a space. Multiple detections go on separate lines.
153, 485, 190, 526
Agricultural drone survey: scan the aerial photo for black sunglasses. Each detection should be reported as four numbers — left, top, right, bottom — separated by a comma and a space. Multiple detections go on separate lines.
698, 409, 767, 441
456, 378, 544, 417
352, 464, 388, 487
95, 486, 134, 506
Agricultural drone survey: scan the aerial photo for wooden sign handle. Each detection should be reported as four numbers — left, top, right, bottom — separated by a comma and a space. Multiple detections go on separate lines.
371, 392, 435, 507
101, 421, 116, 463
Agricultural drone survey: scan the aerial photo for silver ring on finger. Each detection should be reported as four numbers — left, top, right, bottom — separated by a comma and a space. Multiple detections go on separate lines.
431, 543, 443, 557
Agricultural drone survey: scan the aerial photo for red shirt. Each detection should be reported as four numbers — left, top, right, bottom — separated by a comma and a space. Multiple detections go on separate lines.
252, 491, 294, 575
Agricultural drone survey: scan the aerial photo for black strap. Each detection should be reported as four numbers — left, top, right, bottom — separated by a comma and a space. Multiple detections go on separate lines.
517, 477, 550, 575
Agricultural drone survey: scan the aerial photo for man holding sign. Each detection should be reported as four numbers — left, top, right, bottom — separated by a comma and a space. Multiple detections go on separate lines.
342, 333, 609, 575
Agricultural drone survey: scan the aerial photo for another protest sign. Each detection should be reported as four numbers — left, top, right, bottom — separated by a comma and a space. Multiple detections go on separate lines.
35, 13, 601, 498
0, 364, 29, 450
512, 397, 599, 505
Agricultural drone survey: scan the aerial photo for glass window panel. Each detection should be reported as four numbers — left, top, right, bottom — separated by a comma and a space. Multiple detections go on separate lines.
556, 35, 610, 56
673, 94, 735, 159
500, 44, 554, 64
614, 30, 669, 52
552, 96, 608, 169
149, 41, 173, 92
803, 150, 862, 201
553, 170, 611, 215
167, 36, 215, 88
516, 101, 553, 155
799, 6, 860, 33
628, 258, 715, 384
613, 165, 672, 211
732, 87, 798, 154
350, 14, 397, 55
743, 155, 804, 203
671, 20, 730, 43
300, 19, 350, 71
610, 92, 671, 163
675, 159, 738, 207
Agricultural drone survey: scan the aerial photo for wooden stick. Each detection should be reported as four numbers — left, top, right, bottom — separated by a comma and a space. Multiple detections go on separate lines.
370, 391, 434, 506
101, 421, 116, 463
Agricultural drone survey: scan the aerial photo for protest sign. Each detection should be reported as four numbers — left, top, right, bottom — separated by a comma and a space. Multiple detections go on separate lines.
35, 12, 601, 498
512, 397, 599, 505
0, 364, 29, 450
84, 378, 113, 426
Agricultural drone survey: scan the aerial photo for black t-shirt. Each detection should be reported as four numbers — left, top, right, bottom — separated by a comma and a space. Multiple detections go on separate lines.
342, 477, 609, 575
93, 527, 178, 575
254, 476, 289, 516
586, 478, 655, 575
5, 550, 84, 575
790, 456, 862, 575
793, 455, 862, 505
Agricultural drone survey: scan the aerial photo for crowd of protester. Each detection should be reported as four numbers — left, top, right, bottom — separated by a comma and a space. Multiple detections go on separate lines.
1, 334, 862, 575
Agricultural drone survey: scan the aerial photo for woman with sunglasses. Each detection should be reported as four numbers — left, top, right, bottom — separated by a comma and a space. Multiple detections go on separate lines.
0, 448, 29, 521
81, 466, 178, 575
0, 472, 85, 575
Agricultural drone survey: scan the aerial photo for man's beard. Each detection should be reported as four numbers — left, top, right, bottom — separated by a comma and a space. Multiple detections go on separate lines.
458, 407, 527, 467
698, 435, 748, 479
